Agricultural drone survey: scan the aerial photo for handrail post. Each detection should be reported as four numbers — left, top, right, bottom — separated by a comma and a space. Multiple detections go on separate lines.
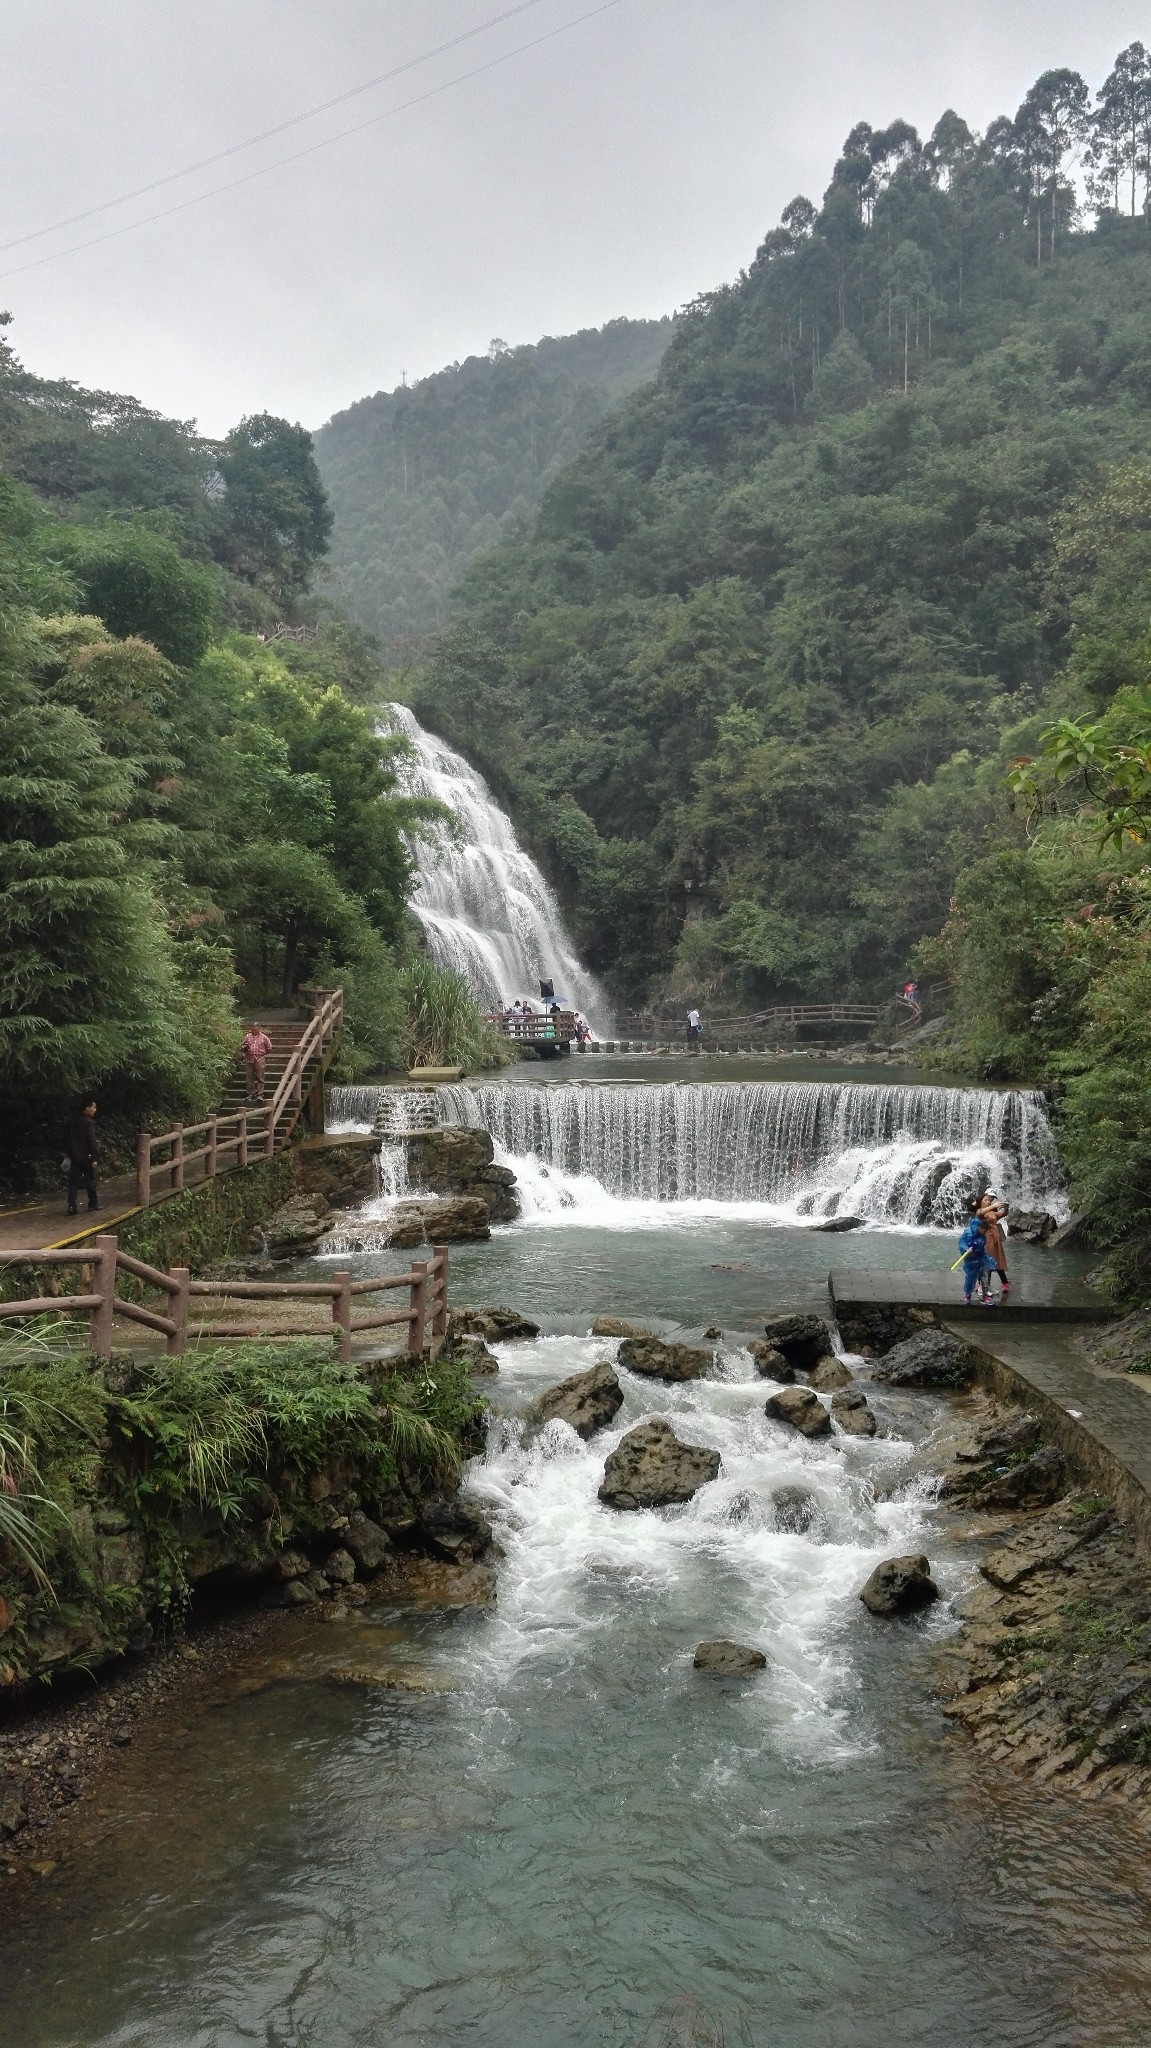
409, 1260, 429, 1355
431, 1245, 448, 1341
170, 1126, 184, 1192
237, 1111, 248, 1168
167, 1267, 190, 1355
205, 1115, 218, 1181
136, 1131, 152, 1210
264, 1103, 276, 1157
91, 1236, 118, 1360
332, 1271, 352, 1362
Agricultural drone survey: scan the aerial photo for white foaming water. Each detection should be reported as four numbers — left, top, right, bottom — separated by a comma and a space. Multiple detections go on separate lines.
460, 1333, 954, 1760
383, 703, 610, 1030
434, 1078, 1066, 1230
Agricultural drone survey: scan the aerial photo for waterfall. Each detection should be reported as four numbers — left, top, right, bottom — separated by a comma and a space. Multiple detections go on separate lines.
382, 703, 610, 1030
434, 1079, 1067, 1228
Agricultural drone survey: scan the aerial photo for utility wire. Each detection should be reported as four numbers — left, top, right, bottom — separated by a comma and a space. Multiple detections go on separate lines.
0, 0, 549, 255
0, 0, 628, 284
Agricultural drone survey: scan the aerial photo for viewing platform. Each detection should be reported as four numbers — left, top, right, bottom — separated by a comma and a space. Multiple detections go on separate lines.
829, 1266, 1112, 1324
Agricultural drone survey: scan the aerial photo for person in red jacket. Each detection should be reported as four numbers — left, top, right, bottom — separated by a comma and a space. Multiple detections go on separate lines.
242, 1022, 273, 1103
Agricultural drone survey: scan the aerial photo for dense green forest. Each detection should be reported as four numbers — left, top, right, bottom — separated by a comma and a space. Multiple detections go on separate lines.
0, 321, 500, 1183
314, 318, 673, 646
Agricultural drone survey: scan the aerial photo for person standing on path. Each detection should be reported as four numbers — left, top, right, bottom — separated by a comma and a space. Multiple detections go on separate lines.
687, 1007, 702, 1048
65, 1098, 100, 1215
979, 1192, 1010, 1297
242, 1021, 273, 1103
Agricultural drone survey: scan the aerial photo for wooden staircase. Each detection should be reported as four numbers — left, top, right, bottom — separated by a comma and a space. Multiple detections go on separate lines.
218, 1018, 314, 1114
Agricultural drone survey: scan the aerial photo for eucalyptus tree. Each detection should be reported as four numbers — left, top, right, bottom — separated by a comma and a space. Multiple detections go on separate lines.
1013, 69, 1090, 262
1086, 43, 1151, 217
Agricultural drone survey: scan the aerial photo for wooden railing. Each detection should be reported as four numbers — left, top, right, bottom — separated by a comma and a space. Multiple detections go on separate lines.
0, 1236, 447, 1362
136, 988, 343, 1208
619, 1003, 883, 1037
496, 1009, 580, 1043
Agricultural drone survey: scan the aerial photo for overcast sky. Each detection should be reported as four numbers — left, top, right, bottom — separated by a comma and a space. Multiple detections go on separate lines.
2, 1, 1148, 437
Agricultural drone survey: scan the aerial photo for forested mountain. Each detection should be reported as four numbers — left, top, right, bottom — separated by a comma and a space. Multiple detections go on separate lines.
313, 318, 673, 646
0, 322, 496, 1182
411, 55, 1151, 1027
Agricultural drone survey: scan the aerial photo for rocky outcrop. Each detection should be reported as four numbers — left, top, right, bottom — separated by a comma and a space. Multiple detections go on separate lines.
403, 1127, 521, 1222
1005, 1206, 1058, 1244
343, 1510, 392, 1571
693, 1640, 767, 1672
760, 1314, 830, 1372
617, 1336, 715, 1382
749, 1341, 793, 1381
809, 1355, 853, 1391
450, 1306, 540, 1342
598, 1420, 721, 1509
764, 1386, 832, 1438
832, 1386, 877, 1436
771, 1484, 817, 1532
859, 1554, 939, 1616
253, 1192, 333, 1259
592, 1316, 653, 1338
808, 1215, 865, 1232
416, 1500, 495, 1564
531, 1361, 623, 1439
967, 1445, 1066, 1511
384, 1196, 492, 1246
834, 1303, 939, 1357
871, 1328, 973, 1389
444, 1332, 500, 1374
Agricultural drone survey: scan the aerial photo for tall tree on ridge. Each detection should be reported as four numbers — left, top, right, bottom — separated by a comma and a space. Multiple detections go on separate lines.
1014, 69, 1090, 262
1087, 43, 1151, 217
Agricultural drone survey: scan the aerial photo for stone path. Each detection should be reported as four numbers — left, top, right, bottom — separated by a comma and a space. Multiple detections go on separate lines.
831, 1266, 1109, 1322
0, 1175, 141, 1254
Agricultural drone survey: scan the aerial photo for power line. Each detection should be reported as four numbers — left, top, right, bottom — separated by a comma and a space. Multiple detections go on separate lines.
0, 1, 550, 255
0, 0, 629, 284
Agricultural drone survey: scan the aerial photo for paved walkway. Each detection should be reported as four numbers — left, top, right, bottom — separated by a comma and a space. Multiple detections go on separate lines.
831, 1266, 1109, 1323
0, 1175, 142, 1253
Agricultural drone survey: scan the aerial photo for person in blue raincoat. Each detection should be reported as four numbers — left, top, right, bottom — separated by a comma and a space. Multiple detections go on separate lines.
956, 1214, 992, 1304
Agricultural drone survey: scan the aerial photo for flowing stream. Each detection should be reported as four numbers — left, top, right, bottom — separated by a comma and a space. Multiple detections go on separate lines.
384, 703, 610, 1028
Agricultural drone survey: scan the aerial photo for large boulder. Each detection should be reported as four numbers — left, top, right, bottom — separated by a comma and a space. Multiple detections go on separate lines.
808, 1215, 865, 1232
859, 1554, 939, 1616
343, 1510, 392, 1572
749, 1341, 794, 1382
598, 1420, 720, 1510
385, 1196, 492, 1246
450, 1306, 540, 1342
417, 1500, 495, 1564
254, 1192, 332, 1259
831, 1386, 877, 1437
771, 1484, 817, 1533
693, 1640, 767, 1673
871, 1328, 973, 1389
592, 1316, 653, 1338
809, 1354, 853, 1391
764, 1386, 832, 1438
760, 1314, 830, 1372
968, 1445, 1066, 1510
531, 1361, 623, 1440
445, 1332, 500, 1375
617, 1336, 715, 1382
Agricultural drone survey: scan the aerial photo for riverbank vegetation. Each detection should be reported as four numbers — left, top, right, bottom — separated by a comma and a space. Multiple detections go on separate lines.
0, 324, 500, 1185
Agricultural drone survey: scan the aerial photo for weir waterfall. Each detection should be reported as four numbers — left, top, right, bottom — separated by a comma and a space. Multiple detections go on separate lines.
384, 703, 609, 1029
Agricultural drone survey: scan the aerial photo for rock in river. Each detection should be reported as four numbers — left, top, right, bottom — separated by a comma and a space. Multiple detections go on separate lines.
832, 1386, 877, 1436
591, 1316, 653, 1338
771, 1484, 817, 1533
760, 1314, 830, 1373
693, 1640, 768, 1673
617, 1336, 715, 1382
871, 1328, 973, 1389
809, 1354, 853, 1391
598, 1420, 721, 1510
445, 1332, 500, 1374
764, 1386, 832, 1438
749, 1341, 794, 1381
968, 1445, 1066, 1511
859, 1554, 939, 1616
450, 1306, 541, 1342
343, 1510, 392, 1572
417, 1500, 495, 1563
532, 1361, 624, 1440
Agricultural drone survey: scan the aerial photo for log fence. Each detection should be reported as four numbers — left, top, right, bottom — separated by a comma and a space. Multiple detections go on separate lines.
0, 1237, 447, 1362
136, 987, 343, 1208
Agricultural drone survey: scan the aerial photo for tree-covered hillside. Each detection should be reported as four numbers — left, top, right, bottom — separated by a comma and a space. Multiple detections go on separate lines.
0, 322, 498, 1184
313, 318, 673, 646
412, 52, 1151, 1025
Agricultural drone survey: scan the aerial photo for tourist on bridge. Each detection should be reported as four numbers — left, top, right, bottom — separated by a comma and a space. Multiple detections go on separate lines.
687, 1006, 702, 1046
242, 1020, 273, 1103
65, 1097, 100, 1216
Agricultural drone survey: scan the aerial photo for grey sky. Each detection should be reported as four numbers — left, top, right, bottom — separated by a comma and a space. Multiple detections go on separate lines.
2, 1, 1148, 437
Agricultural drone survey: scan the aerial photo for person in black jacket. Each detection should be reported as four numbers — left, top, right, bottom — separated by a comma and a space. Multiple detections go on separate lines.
66, 1098, 100, 1215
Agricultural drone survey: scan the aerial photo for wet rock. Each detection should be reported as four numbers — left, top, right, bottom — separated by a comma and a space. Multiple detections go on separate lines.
871, 1328, 973, 1389
385, 1196, 491, 1246
617, 1336, 715, 1382
324, 1547, 357, 1586
1005, 1207, 1058, 1244
417, 1500, 494, 1563
980, 1506, 1111, 1591
253, 1193, 332, 1259
749, 1341, 794, 1381
771, 1485, 817, 1533
835, 1304, 938, 1357
1048, 1213, 1091, 1250
450, 1306, 540, 1342
0, 1774, 28, 1839
302, 1569, 330, 1596
592, 1316, 653, 1338
343, 1511, 392, 1572
445, 1332, 500, 1374
693, 1639, 768, 1673
261, 1576, 319, 1609
859, 1554, 939, 1616
808, 1215, 865, 1232
702, 1325, 724, 1340
598, 1420, 721, 1510
531, 1361, 623, 1440
809, 1354, 853, 1391
955, 1410, 1041, 1465
760, 1314, 830, 1372
269, 1547, 311, 1582
969, 1445, 1067, 1511
764, 1386, 832, 1438
832, 1386, 877, 1436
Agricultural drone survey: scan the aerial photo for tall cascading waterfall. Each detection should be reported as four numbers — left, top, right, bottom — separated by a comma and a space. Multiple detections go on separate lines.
429, 1079, 1068, 1227
382, 704, 610, 1031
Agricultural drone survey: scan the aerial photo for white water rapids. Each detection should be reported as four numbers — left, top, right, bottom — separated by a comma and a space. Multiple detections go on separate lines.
326, 1077, 1067, 1231
384, 703, 610, 1030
